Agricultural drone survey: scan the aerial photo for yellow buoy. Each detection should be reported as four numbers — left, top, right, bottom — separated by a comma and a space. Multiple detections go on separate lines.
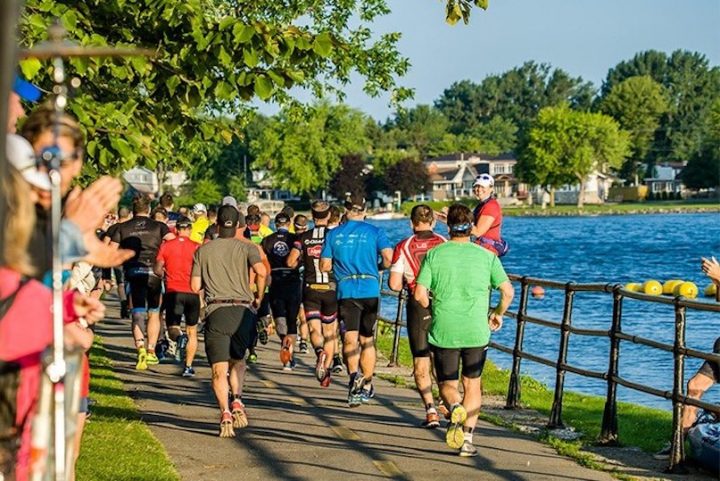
625, 282, 642, 292
643, 280, 663, 296
704, 283, 718, 297
662, 279, 684, 295
673, 281, 698, 299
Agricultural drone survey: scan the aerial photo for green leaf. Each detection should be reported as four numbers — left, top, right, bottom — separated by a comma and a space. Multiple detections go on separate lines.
60, 9, 78, 31
233, 23, 255, 43
218, 46, 232, 68
26, 13, 47, 31
214, 80, 234, 100
254, 74, 273, 100
110, 137, 135, 161
19, 58, 43, 79
312, 32, 333, 57
166, 75, 181, 96
267, 70, 285, 88
475, 0, 489, 9
219, 16, 234, 31
243, 48, 259, 68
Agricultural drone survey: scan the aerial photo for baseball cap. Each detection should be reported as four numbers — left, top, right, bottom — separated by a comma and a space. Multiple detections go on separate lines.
6, 134, 51, 190
13, 74, 42, 102
344, 193, 366, 211
217, 204, 241, 237
175, 216, 192, 229
275, 212, 291, 225
192, 202, 207, 214
473, 173, 494, 188
222, 195, 238, 209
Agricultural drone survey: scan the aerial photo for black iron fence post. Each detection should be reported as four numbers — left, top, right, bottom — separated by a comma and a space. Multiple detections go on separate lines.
548, 282, 575, 429
388, 290, 406, 367
506, 277, 529, 409
599, 285, 622, 445
667, 299, 688, 473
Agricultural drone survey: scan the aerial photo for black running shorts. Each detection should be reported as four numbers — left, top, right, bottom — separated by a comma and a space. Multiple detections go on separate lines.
432, 345, 488, 383
165, 292, 201, 327
303, 287, 338, 324
204, 306, 257, 364
339, 297, 379, 337
270, 282, 302, 335
406, 296, 432, 358
698, 336, 720, 382
127, 273, 162, 314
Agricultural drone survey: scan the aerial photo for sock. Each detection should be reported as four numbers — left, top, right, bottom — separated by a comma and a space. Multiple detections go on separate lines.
315, 347, 324, 357
233, 394, 242, 401
464, 432, 473, 443
425, 402, 435, 411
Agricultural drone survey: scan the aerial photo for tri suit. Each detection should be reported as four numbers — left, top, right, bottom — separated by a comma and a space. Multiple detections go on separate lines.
294, 226, 337, 324
261, 229, 302, 336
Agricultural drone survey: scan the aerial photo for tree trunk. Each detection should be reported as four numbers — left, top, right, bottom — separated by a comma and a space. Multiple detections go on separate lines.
549, 187, 556, 208
576, 174, 585, 209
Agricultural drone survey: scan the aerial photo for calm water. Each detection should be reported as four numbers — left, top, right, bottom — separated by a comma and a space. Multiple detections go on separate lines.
369, 213, 720, 410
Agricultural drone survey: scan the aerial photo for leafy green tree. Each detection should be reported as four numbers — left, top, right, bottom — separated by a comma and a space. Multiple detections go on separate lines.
251, 102, 370, 195
517, 105, 630, 207
382, 158, 429, 199
466, 116, 518, 155
681, 98, 720, 190
385, 105, 450, 158
600, 76, 669, 182
19, 0, 410, 177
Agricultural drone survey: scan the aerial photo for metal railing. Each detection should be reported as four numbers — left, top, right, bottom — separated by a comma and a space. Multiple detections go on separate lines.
378, 274, 720, 473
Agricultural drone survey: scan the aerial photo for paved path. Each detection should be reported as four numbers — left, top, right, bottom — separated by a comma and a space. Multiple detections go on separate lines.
97, 300, 615, 481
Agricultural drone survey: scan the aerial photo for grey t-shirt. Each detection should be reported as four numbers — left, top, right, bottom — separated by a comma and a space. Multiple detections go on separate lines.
191, 238, 262, 313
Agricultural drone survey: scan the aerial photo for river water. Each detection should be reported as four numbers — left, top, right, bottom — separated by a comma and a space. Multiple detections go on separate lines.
369, 213, 720, 410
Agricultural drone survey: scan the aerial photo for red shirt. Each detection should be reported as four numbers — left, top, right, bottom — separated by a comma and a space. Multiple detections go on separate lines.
156, 236, 199, 293
390, 231, 446, 293
473, 198, 502, 241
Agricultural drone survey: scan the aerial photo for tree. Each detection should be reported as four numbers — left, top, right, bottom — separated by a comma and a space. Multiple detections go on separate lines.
466, 116, 518, 155
600, 50, 720, 163
385, 105, 450, 158
444, 0, 490, 25
251, 102, 370, 195
517, 105, 630, 207
329, 154, 370, 200
383, 158, 429, 199
19, 0, 410, 177
599, 76, 670, 182
681, 98, 720, 190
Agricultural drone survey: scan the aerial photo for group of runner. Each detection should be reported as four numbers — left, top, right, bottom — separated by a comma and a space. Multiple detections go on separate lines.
101, 172, 515, 456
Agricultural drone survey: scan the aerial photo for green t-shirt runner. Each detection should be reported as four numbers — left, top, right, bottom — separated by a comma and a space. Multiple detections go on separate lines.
416, 241, 509, 349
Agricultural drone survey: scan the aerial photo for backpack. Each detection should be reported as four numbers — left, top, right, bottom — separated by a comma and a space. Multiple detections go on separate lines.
0, 278, 29, 478
688, 411, 720, 473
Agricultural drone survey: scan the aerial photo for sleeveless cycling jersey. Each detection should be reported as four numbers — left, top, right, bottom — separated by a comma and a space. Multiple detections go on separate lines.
390, 230, 446, 293
294, 226, 335, 286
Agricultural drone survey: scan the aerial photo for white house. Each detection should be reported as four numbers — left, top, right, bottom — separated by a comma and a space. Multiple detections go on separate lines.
644, 162, 686, 196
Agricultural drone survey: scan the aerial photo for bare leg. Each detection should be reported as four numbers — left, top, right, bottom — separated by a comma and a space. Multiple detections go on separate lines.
359, 334, 376, 382
211, 362, 230, 413
461, 376, 482, 431
343, 330, 360, 374
131, 311, 146, 348
439, 379, 462, 408
229, 358, 247, 398
185, 325, 198, 367
683, 372, 714, 432
413, 357, 435, 407
322, 321, 337, 368
147, 311, 160, 351
308, 318, 324, 351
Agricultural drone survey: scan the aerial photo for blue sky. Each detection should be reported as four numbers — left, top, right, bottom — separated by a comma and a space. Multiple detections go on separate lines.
259, 0, 720, 121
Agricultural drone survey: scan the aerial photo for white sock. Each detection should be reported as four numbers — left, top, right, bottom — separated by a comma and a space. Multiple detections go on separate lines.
464, 432, 473, 443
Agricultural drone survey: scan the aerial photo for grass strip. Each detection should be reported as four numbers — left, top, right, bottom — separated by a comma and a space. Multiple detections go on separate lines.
376, 320, 672, 454
76, 338, 179, 481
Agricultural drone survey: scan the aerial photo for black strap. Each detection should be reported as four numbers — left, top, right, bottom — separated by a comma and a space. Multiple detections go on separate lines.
0, 277, 29, 321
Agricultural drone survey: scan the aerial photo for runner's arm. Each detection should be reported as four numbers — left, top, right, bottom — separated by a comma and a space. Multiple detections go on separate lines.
320, 257, 332, 272
414, 283, 430, 308
388, 272, 403, 292
153, 259, 165, 278
489, 280, 514, 331
190, 275, 202, 293
251, 261, 267, 303
287, 247, 301, 268
379, 248, 393, 270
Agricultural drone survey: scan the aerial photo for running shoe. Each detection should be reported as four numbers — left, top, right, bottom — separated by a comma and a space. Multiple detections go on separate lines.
282, 357, 296, 371
280, 337, 293, 365
299, 340, 309, 354
446, 404, 468, 450
181, 366, 195, 377
230, 399, 249, 429
256, 319, 268, 345
247, 352, 258, 364
421, 410, 441, 429
315, 350, 328, 383
219, 410, 235, 438
146, 351, 160, 365
459, 441, 478, 457
320, 371, 331, 388
437, 399, 451, 420
135, 347, 148, 370
331, 355, 345, 375
360, 384, 375, 404
347, 373, 365, 408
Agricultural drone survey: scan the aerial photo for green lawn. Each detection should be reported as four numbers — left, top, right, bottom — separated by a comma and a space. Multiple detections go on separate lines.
76, 339, 179, 481
376, 320, 672, 454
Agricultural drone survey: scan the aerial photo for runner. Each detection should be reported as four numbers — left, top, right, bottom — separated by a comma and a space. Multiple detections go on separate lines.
103, 206, 132, 318
326, 204, 345, 374
414, 203, 514, 456
191, 205, 267, 437
293, 214, 310, 353
111, 195, 174, 369
388, 204, 446, 427
190, 203, 210, 244
288, 201, 338, 387
320, 194, 393, 407
159, 192, 181, 233
259, 212, 274, 238
261, 212, 302, 370
154, 216, 201, 377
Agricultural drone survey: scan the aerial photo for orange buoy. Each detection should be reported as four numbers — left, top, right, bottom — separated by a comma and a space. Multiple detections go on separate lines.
531, 286, 545, 299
